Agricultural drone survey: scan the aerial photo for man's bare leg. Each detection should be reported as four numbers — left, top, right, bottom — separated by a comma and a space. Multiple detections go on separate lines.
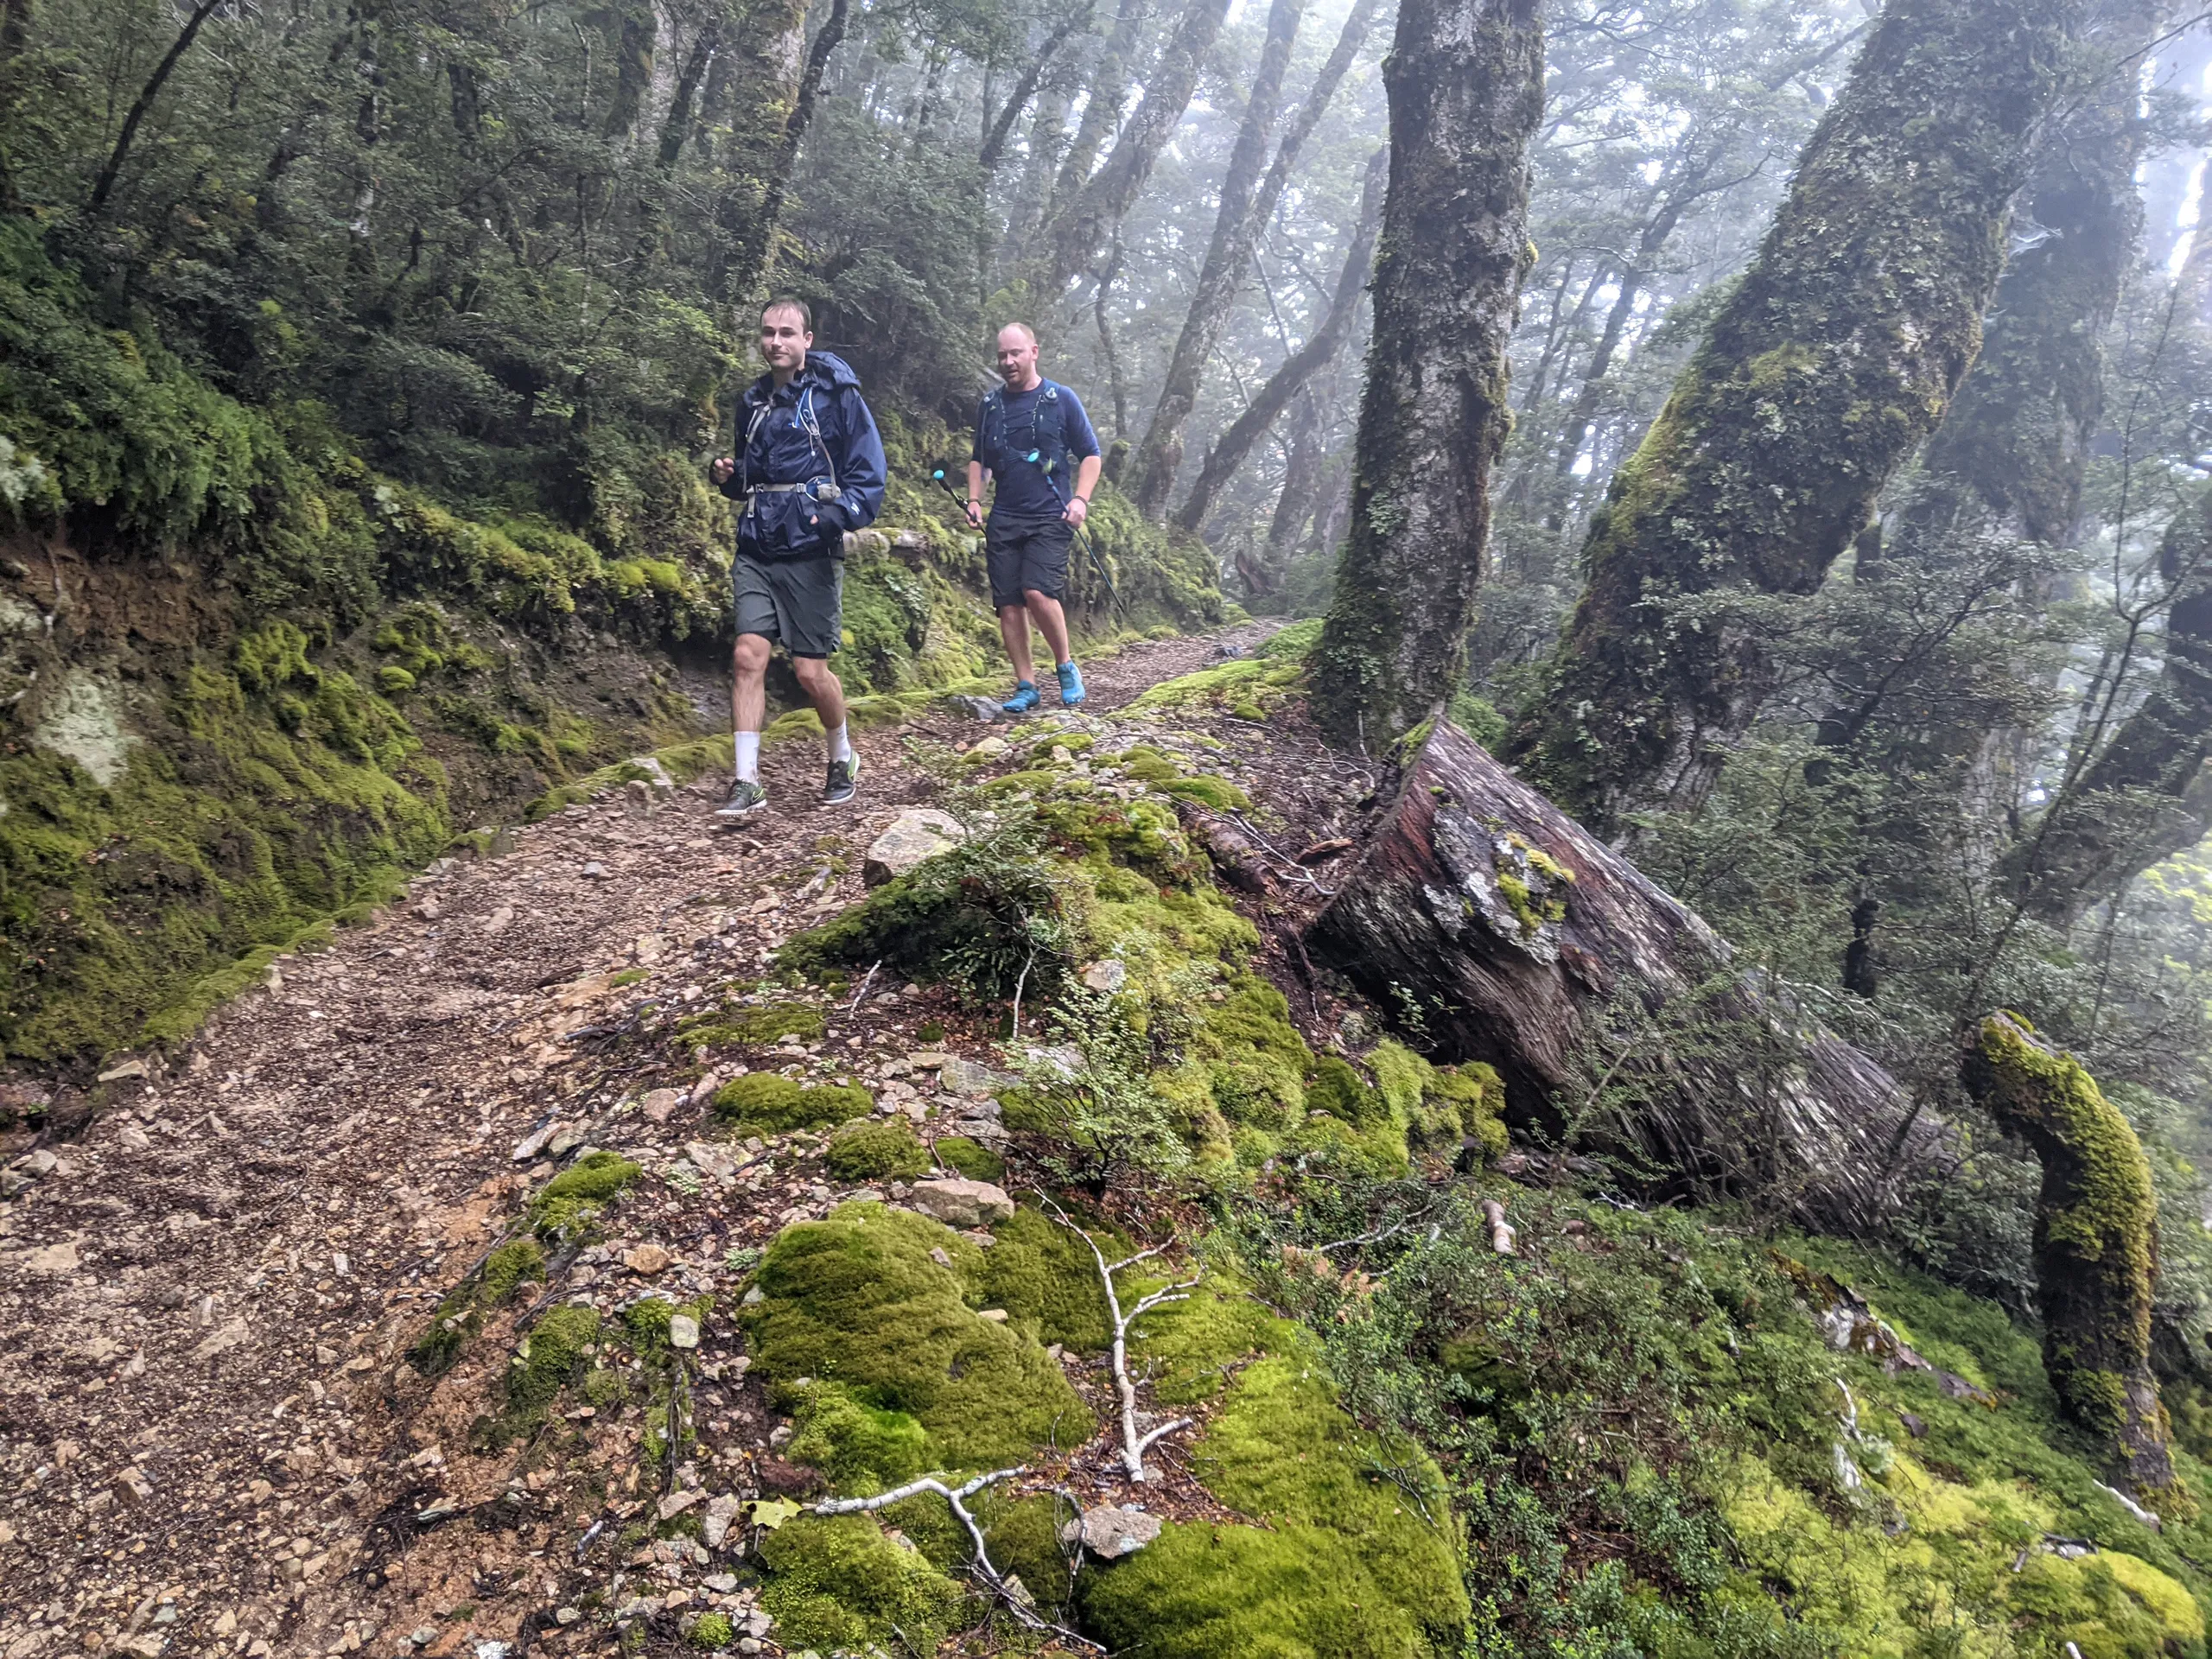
731, 633, 771, 740
998, 603, 1036, 684
791, 655, 849, 735
1025, 590, 1072, 667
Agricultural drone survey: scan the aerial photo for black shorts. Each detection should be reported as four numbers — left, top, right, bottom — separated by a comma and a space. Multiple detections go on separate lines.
733, 552, 842, 658
986, 516, 1072, 609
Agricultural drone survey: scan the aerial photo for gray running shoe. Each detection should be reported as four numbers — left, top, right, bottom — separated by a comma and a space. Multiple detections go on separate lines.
823, 753, 861, 805
715, 778, 768, 818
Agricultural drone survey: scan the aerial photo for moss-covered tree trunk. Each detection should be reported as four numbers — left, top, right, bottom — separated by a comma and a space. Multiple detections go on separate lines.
1960, 1013, 2175, 1493
1891, 16, 2151, 562
1306, 0, 1542, 746
2005, 486, 2212, 921
707, 0, 819, 304
1506, 0, 2086, 835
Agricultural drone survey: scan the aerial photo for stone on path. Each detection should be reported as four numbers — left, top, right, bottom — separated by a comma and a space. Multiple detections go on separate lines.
940, 1056, 1017, 1096
1066, 1506, 1161, 1559
864, 807, 966, 887
623, 1243, 672, 1275
909, 1179, 1014, 1227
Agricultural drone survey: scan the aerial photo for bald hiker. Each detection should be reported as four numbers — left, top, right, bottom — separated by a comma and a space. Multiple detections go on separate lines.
709, 296, 886, 817
965, 322, 1103, 714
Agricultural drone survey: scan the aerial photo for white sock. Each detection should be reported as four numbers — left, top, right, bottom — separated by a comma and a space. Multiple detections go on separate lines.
734, 731, 761, 783
827, 722, 854, 766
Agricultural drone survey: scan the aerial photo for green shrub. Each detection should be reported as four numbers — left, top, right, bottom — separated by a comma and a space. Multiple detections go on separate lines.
825, 1119, 930, 1182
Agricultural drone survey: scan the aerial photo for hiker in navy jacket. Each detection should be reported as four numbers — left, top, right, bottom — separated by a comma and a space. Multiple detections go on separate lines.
709, 297, 886, 816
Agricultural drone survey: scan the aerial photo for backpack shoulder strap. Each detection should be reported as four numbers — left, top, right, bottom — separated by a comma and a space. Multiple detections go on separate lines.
797, 384, 838, 494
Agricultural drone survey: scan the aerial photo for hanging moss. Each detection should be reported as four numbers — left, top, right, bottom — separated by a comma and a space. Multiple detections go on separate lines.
1961, 1014, 2175, 1495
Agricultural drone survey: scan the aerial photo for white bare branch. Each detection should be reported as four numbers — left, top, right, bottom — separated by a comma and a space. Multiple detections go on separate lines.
1037, 1192, 1205, 1482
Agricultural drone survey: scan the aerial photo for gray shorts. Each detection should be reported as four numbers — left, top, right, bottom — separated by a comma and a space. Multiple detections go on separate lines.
734, 553, 842, 658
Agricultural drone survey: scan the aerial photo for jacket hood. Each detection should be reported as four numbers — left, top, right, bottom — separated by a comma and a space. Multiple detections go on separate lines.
745, 351, 861, 404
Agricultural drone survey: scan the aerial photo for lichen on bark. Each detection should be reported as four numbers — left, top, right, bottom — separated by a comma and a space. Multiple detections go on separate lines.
1307, 0, 1543, 746
1960, 1011, 2175, 1494
1508, 0, 2087, 835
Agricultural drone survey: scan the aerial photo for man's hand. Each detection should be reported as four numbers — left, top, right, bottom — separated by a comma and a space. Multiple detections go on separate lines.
710, 456, 736, 485
966, 499, 984, 530
1063, 495, 1090, 528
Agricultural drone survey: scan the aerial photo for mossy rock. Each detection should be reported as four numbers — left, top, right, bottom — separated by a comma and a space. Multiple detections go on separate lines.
785, 1379, 932, 1491
491, 1304, 601, 1441
824, 1118, 929, 1182
935, 1135, 1005, 1185
1305, 1055, 1390, 1128
755, 1512, 970, 1652
1077, 1348, 1468, 1657
711, 1073, 872, 1134
683, 1001, 826, 1051
527, 1152, 641, 1241
744, 1201, 1093, 1473
1162, 774, 1250, 813
974, 1205, 1119, 1352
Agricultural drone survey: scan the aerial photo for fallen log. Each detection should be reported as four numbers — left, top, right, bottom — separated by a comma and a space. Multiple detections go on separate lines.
1308, 719, 1940, 1232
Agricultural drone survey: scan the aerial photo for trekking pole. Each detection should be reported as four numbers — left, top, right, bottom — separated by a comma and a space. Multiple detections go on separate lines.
930, 467, 1131, 621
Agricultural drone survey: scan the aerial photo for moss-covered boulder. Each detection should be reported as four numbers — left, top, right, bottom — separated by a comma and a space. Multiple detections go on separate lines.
1078, 1340, 1469, 1657
743, 1201, 1093, 1473
710, 1073, 872, 1134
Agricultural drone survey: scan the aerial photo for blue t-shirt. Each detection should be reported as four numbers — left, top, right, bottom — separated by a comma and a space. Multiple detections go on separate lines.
972, 380, 1101, 523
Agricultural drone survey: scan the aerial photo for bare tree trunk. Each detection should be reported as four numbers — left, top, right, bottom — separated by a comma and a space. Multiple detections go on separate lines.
1129, 0, 1382, 516
980, 9, 1092, 171
2004, 486, 2212, 919
1049, 0, 1148, 203
1312, 721, 1942, 1231
1307, 0, 1543, 745
1174, 143, 1385, 533
708, 0, 819, 303
86, 0, 226, 213
715, 0, 849, 302
1022, 0, 1232, 307
1961, 1013, 2175, 1495
1507, 0, 2089, 836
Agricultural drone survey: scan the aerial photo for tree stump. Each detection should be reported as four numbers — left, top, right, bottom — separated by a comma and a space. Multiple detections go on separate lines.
1308, 719, 1940, 1232
1961, 1012, 2175, 1494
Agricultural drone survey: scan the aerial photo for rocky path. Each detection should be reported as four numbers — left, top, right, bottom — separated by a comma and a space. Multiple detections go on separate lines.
0, 625, 1276, 1659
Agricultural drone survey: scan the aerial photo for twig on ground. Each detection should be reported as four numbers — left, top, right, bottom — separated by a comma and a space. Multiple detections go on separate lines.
849, 958, 883, 1012
812, 1467, 1101, 1649
1037, 1194, 1202, 1481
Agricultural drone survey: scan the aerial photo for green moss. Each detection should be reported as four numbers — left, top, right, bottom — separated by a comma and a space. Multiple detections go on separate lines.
974, 1206, 1121, 1351
935, 1135, 1005, 1184
1962, 1014, 2171, 1484
407, 1236, 548, 1376
744, 1201, 1094, 1473
686, 1611, 732, 1649
527, 1152, 642, 1241
1163, 774, 1250, 812
1306, 1055, 1389, 1128
824, 1118, 929, 1182
1078, 1343, 1469, 1658
711, 1073, 872, 1134
755, 1513, 970, 1652
685, 1001, 824, 1050
493, 1304, 601, 1441
622, 1293, 713, 1363
786, 1379, 932, 1491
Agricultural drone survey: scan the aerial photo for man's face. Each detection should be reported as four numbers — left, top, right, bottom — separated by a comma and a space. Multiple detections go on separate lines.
995, 327, 1039, 388
760, 307, 812, 375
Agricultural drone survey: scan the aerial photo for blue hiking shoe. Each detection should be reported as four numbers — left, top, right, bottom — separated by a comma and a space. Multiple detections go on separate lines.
1001, 681, 1040, 715
1055, 660, 1086, 706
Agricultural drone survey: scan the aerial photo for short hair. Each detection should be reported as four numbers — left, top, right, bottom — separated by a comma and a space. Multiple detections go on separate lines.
762, 296, 813, 332
997, 321, 1038, 347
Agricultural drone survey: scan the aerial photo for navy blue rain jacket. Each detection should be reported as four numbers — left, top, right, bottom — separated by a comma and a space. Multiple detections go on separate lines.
719, 353, 887, 560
